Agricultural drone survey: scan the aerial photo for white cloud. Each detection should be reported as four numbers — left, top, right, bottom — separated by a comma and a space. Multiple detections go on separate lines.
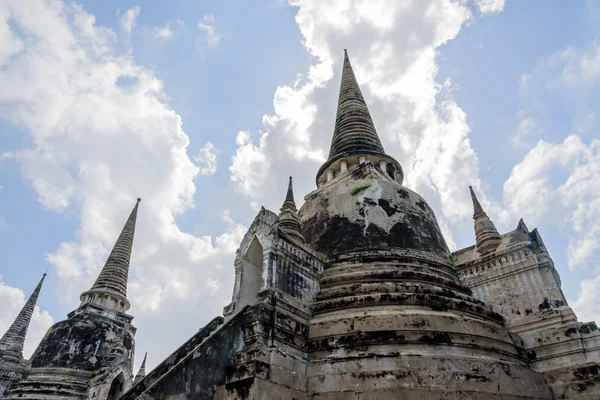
473, 0, 505, 15
504, 135, 600, 269
119, 6, 140, 35
505, 43, 600, 271
0, 276, 54, 359
511, 114, 537, 149
557, 45, 600, 85
229, 0, 493, 231
571, 275, 600, 325
230, 131, 271, 197
0, 0, 244, 368
197, 14, 220, 48
152, 24, 173, 40
194, 142, 218, 176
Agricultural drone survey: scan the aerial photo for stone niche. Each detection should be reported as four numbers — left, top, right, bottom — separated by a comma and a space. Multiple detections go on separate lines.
224, 207, 322, 319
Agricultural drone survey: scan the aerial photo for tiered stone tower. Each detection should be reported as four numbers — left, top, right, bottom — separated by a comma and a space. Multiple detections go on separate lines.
119, 50, 598, 400
454, 188, 600, 399
4, 199, 142, 400
0, 273, 46, 398
469, 185, 502, 254
11, 50, 598, 400
298, 49, 549, 399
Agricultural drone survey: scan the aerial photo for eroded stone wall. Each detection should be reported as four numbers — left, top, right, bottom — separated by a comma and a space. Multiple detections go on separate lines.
454, 224, 600, 399
122, 313, 246, 400
454, 224, 568, 331
0, 365, 25, 398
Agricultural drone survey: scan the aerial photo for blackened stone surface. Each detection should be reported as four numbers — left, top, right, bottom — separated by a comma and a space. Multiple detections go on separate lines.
123, 310, 246, 400
300, 164, 449, 262
30, 308, 134, 371
121, 317, 225, 399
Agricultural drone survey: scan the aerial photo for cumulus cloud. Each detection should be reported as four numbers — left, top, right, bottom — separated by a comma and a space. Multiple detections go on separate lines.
151, 24, 173, 40
194, 142, 218, 176
571, 275, 600, 326
197, 14, 220, 49
230, 131, 271, 197
229, 0, 493, 240
557, 45, 600, 85
505, 43, 600, 270
119, 6, 140, 34
473, 0, 505, 15
0, 276, 54, 359
504, 135, 600, 270
0, 0, 244, 368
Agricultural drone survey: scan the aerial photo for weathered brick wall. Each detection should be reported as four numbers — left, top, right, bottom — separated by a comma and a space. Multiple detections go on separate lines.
122, 312, 246, 400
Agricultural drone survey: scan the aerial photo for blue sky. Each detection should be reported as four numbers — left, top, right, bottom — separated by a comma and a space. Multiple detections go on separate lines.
1, 0, 599, 370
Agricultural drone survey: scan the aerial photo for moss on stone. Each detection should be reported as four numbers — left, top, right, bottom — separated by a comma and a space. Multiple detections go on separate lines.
350, 184, 371, 196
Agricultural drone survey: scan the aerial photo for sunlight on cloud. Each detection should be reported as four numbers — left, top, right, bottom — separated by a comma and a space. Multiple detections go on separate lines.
230, 131, 270, 197
504, 135, 600, 269
119, 6, 141, 34
506, 43, 600, 272
194, 142, 219, 176
0, 0, 245, 366
473, 0, 505, 15
228, 0, 496, 231
571, 275, 600, 327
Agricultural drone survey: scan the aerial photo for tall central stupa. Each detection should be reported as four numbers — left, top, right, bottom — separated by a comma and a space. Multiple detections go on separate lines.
116, 50, 599, 400
7, 50, 596, 400
297, 49, 550, 398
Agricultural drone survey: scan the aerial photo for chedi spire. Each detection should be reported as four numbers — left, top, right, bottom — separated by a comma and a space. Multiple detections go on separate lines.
79, 198, 141, 313
133, 352, 147, 384
278, 177, 305, 243
0, 273, 46, 364
316, 50, 403, 187
469, 186, 501, 254
329, 49, 385, 161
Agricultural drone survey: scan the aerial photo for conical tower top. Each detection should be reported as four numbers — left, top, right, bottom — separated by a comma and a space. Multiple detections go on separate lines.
140, 351, 147, 369
328, 49, 385, 159
133, 352, 148, 384
281, 176, 297, 213
79, 198, 141, 313
0, 273, 46, 364
469, 186, 486, 218
316, 50, 403, 186
468, 186, 501, 254
278, 177, 305, 243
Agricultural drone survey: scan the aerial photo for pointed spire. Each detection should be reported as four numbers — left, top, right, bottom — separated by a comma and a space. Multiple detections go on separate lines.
517, 218, 529, 233
133, 352, 147, 384
316, 50, 403, 186
0, 273, 46, 364
79, 198, 141, 313
328, 49, 385, 159
278, 177, 305, 243
468, 186, 501, 255
281, 176, 297, 212
140, 352, 147, 369
469, 186, 485, 218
